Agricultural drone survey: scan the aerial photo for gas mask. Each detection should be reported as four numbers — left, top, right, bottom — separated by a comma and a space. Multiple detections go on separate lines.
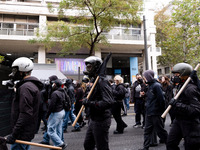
172, 76, 181, 84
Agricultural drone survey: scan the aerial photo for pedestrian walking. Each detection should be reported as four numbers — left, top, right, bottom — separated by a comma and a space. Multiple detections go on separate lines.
112, 75, 128, 134
82, 55, 114, 150
139, 70, 168, 150
5, 57, 43, 150
166, 63, 200, 150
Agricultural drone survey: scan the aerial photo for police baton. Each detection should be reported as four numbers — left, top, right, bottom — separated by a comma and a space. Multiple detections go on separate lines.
161, 63, 200, 118
72, 76, 99, 127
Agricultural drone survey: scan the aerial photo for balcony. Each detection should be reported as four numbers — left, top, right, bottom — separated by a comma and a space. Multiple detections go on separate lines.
0, 28, 35, 36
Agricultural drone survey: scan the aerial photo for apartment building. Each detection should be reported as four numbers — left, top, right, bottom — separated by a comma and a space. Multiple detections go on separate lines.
0, 0, 162, 83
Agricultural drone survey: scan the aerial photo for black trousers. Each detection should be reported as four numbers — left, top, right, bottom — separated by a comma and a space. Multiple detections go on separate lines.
84, 118, 111, 150
134, 98, 145, 125
112, 102, 127, 132
167, 119, 200, 150
144, 115, 168, 149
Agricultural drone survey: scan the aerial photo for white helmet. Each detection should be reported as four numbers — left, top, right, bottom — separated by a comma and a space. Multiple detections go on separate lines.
12, 57, 34, 72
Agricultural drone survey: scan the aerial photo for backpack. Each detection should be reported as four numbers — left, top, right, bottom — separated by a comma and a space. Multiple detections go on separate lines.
63, 89, 71, 111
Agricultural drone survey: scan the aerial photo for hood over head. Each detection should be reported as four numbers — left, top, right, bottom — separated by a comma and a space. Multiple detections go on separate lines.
143, 70, 154, 82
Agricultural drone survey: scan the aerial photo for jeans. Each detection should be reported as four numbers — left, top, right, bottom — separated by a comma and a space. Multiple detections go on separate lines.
42, 131, 50, 143
11, 143, 30, 150
62, 104, 80, 131
124, 97, 130, 110
47, 109, 65, 147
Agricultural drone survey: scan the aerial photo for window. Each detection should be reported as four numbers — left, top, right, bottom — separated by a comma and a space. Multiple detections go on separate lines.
165, 67, 170, 74
2, 23, 14, 28
16, 24, 27, 29
157, 69, 162, 75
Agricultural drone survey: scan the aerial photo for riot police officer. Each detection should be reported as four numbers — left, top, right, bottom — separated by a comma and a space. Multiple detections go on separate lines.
167, 63, 200, 150
82, 56, 114, 150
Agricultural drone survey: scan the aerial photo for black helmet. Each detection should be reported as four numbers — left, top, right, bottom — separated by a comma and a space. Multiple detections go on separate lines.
172, 63, 193, 77
83, 56, 102, 78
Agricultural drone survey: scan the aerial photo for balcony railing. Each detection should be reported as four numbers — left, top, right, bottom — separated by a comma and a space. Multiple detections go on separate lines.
0, 28, 143, 41
0, 28, 35, 36
102, 33, 143, 41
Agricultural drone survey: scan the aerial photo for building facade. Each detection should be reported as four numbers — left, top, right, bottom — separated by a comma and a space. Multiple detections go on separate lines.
0, 0, 162, 83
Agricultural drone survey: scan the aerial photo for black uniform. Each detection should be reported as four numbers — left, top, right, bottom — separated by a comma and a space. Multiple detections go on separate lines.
166, 82, 200, 150
84, 76, 114, 150
112, 83, 128, 133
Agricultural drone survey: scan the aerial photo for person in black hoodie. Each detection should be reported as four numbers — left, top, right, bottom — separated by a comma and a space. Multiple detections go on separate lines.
138, 70, 168, 150
46, 79, 67, 149
167, 63, 200, 150
82, 56, 114, 150
5, 57, 43, 150
112, 75, 128, 134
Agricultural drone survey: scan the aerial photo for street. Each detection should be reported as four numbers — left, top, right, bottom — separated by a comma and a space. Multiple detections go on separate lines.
9, 105, 184, 150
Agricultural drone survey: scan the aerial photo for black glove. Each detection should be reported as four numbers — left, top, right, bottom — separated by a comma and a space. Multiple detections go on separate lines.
6, 134, 16, 144
169, 98, 177, 106
82, 98, 96, 107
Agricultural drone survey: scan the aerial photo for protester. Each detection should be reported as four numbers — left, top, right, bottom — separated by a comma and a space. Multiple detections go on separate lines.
138, 70, 168, 150
132, 74, 146, 128
45, 79, 67, 149
39, 75, 59, 145
74, 82, 86, 128
122, 82, 131, 116
62, 78, 81, 132
82, 56, 114, 150
112, 75, 128, 134
5, 57, 43, 150
166, 63, 200, 150
161, 75, 173, 125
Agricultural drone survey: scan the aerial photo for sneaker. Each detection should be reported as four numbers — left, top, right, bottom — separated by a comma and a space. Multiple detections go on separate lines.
39, 141, 49, 145
71, 127, 81, 132
60, 143, 68, 149
133, 124, 142, 128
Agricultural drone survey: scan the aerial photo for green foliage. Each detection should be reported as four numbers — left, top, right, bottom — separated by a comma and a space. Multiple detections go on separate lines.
32, 0, 142, 56
155, 0, 200, 70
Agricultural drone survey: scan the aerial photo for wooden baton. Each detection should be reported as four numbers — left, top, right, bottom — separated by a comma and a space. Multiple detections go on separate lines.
161, 63, 200, 118
15, 140, 62, 149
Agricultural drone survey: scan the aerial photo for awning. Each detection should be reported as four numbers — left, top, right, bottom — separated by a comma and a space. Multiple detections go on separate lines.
31, 63, 67, 82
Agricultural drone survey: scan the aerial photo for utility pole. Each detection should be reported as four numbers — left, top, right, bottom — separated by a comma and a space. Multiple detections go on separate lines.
143, 15, 149, 70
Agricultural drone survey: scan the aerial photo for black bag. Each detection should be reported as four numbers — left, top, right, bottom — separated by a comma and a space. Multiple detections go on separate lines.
63, 89, 71, 111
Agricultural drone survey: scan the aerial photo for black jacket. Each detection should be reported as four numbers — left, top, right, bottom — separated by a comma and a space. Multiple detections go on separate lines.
88, 76, 114, 121
132, 80, 146, 101
46, 87, 65, 118
112, 83, 126, 101
174, 82, 200, 120
11, 76, 43, 141
145, 79, 165, 116
65, 79, 76, 104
